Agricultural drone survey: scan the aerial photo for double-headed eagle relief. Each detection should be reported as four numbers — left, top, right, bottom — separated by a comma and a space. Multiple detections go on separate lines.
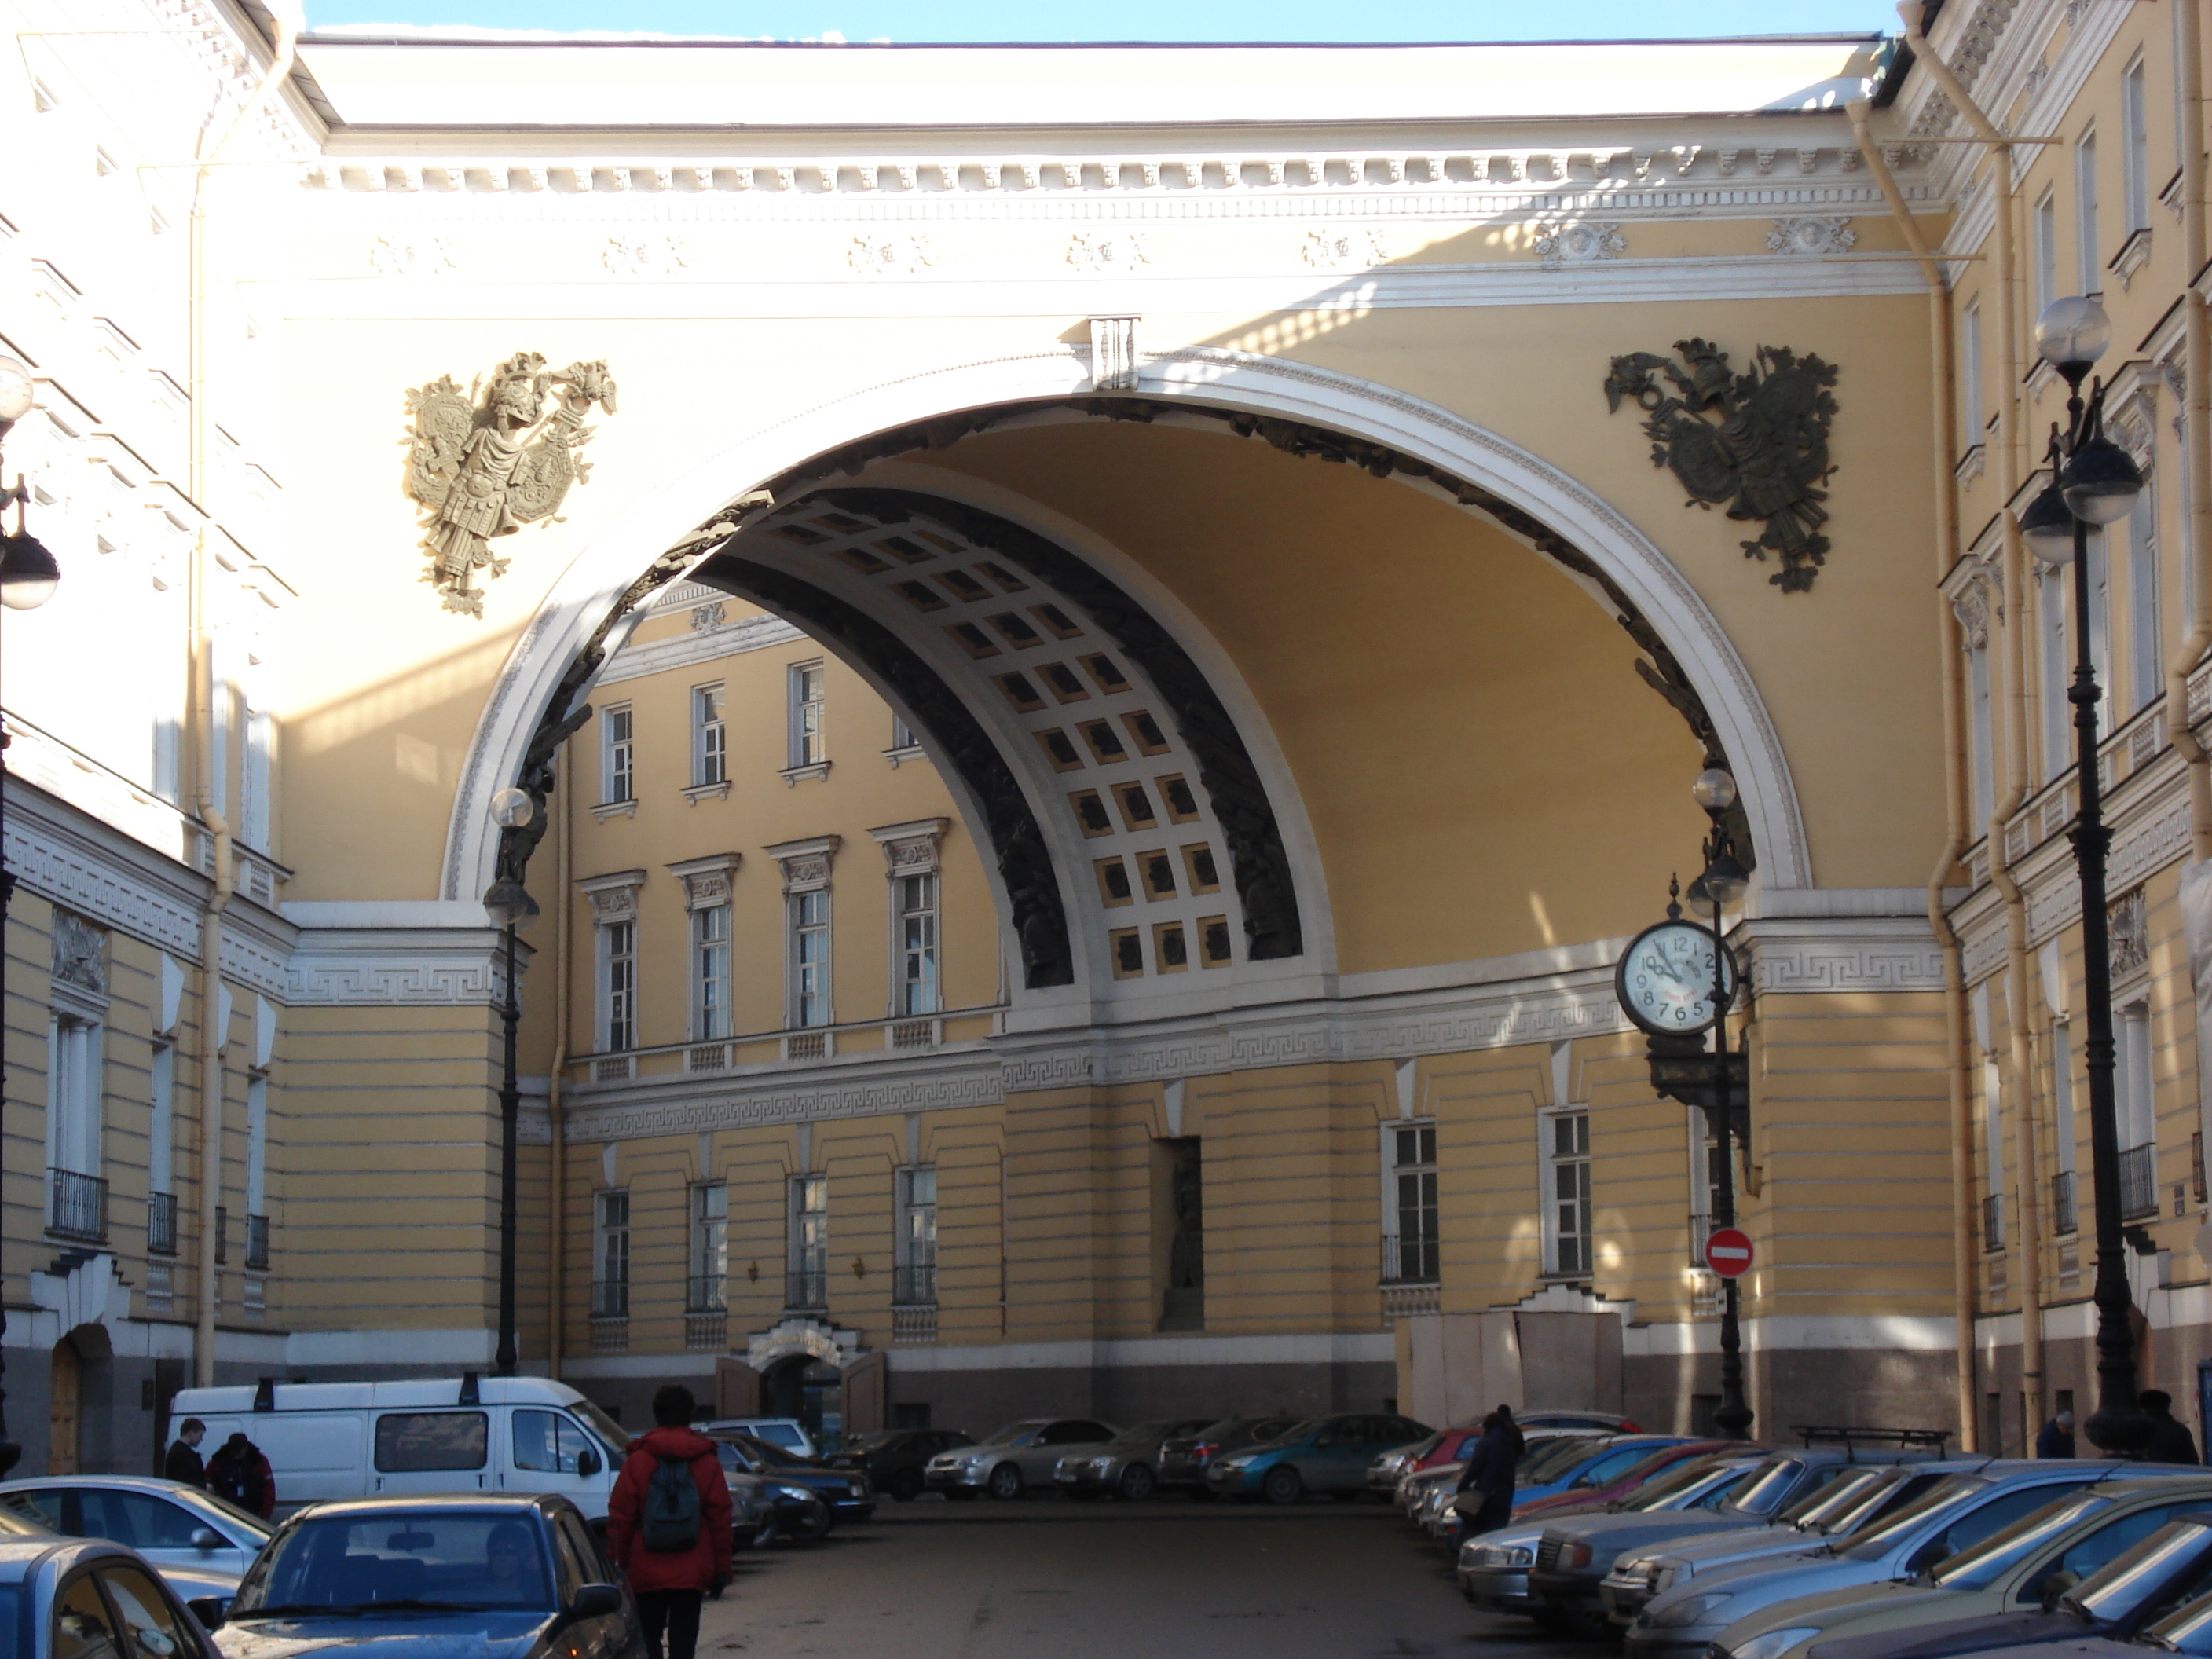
1602, 339, 1840, 593
405, 353, 618, 617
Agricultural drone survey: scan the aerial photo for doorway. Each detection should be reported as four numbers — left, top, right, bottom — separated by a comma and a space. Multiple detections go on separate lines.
762, 1355, 843, 1451
49, 1337, 82, 1475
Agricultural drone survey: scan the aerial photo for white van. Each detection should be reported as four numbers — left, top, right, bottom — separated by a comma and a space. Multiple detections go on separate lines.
168, 1374, 631, 1522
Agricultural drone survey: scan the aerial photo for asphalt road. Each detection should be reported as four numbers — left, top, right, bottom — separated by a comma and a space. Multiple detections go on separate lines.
695, 1496, 1577, 1658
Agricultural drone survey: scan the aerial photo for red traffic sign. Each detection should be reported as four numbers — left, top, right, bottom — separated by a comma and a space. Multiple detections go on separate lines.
1704, 1228, 1754, 1279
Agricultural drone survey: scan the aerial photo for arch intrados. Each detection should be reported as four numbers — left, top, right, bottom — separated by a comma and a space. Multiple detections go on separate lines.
442, 348, 1809, 906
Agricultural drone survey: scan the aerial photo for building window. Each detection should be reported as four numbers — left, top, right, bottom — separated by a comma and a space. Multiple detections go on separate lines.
692, 683, 727, 787
1968, 637, 1994, 829
1384, 1123, 1438, 1284
895, 1166, 937, 1305
790, 889, 830, 1028
788, 662, 826, 770
2117, 1004, 2155, 1220
246, 1073, 269, 1269
601, 919, 636, 1053
788, 1174, 827, 1309
890, 714, 917, 753
689, 1182, 727, 1312
2130, 480, 2163, 713
694, 904, 731, 1041
2033, 191, 2058, 319
2088, 529, 2114, 737
1982, 1048, 2005, 1251
2052, 1021, 2078, 1233
148, 1041, 175, 1251
1543, 1110, 1592, 1277
2122, 57, 2150, 231
2074, 130, 2100, 296
1960, 301, 1984, 444
602, 705, 634, 804
593, 1191, 629, 1317
896, 873, 939, 1016
46, 1014, 105, 1239
2041, 569, 2070, 780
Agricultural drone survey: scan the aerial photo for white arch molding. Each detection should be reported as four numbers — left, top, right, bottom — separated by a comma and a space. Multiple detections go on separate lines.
441, 346, 1812, 910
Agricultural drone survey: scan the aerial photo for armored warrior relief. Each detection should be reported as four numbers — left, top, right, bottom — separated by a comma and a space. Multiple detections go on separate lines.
404, 353, 617, 617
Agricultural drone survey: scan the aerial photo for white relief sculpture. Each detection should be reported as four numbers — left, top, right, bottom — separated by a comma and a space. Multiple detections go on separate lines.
1532, 222, 1627, 267
1301, 226, 1390, 269
368, 236, 460, 277
1766, 216, 1859, 256
603, 233, 693, 277
848, 233, 935, 276
1065, 231, 1151, 274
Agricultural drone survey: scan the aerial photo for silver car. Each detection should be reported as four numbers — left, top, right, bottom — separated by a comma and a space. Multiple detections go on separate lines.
0, 1475, 271, 1581
1053, 1419, 1216, 1501
927, 1417, 1120, 1500
0, 1535, 228, 1657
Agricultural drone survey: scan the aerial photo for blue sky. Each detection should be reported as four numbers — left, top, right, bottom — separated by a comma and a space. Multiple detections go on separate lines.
302, 0, 1901, 43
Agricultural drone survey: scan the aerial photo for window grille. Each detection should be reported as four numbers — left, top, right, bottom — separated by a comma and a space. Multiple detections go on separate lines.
1384, 1124, 1437, 1284
787, 1174, 827, 1309
148, 1190, 178, 1256
1546, 1111, 1593, 1277
694, 905, 731, 1042
594, 1190, 630, 1317
791, 890, 830, 1027
48, 1169, 107, 1243
603, 921, 636, 1053
895, 1166, 937, 1306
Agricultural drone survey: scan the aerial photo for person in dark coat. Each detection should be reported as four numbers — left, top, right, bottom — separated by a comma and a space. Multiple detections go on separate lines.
2142, 1391, 2201, 1464
2034, 1409, 2076, 1459
606, 1384, 733, 1659
163, 1419, 207, 1488
205, 1431, 276, 1518
1452, 1405, 1525, 1542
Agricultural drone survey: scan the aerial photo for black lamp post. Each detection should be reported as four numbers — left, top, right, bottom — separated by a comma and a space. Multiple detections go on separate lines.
0, 350, 55, 1479
1690, 768, 1755, 1440
482, 787, 540, 1379
2016, 295, 2150, 1456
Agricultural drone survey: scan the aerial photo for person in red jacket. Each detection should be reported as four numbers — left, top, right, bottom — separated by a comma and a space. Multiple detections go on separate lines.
606, 1384, 734, 1659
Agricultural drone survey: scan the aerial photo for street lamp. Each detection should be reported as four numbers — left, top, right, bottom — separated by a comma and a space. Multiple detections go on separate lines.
2017, 294, 2149, 1456
483, 786, 540, 1377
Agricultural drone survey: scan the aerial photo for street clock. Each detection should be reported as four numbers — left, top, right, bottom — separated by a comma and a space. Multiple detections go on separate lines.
1614, 918, 1737, 1037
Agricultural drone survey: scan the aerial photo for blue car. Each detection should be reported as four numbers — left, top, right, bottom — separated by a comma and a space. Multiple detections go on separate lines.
1206, 1412, 1434, 1504
1511, 1434, 1705, 1507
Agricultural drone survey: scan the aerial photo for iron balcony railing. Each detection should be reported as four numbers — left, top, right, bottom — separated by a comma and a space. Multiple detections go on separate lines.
2051, 1170, 2077, 1236
590, 1278, 629, 1318
1380, 1233, 1439, 1286
1982, 1192, 2005, 1254
245, 1214, 270, 1271
2120, 1143, 2159, 1221
147, 1191, 178, 1256
893, 1264, 937, 1306
48, 1170, 108, 1243
686, 1274, 726, 1313
786, 1270, 827, 1311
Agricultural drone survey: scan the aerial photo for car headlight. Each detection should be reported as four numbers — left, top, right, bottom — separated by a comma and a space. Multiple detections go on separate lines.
776, 1485, 815, 1503
1728, 1628, 1823, 1659
1467, 1544, 1535, 1569
1091, 1456, 1115, 1474
848, 1478, 868, 1496
1219, 1456, 1251, 1471
1651, 1592, 1730, 1629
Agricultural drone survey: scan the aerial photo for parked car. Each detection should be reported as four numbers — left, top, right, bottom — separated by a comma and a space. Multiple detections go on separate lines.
1461, 1452, 1770, 1613
1806, 1509, 2212, 1659
0, 1488, 242, 1619
0, 1536, 224, 1659
0, 1475, 272, 1581
1705, 1476, 2212, 1659
708, 1432, 873, 1532
1626, 1461, 2159, 1659
1207, 1412, 1435, 1505
1399, 1430, 1595, 1518
207, 1492, 642, 1658
169, 1374, 629, 1520
703, 1416, 819, 1459
926, 1418, 1120, 1500
1160, 1417, 1304, 1494
1418, 1434, 1699, 1538
725, 1470, 783, 1548
1054, 1419, 1218, 1500
827, 1428, 976, 1503
1523, 1411, 1646, 1433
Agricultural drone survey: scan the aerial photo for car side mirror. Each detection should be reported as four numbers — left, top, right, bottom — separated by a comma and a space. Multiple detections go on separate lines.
189, 1527, 223, 1551
576, 1446, 602, 1478
570, 1584, 624, 1619
185, 1597, 229, 1632
2038, 1570, 2081, 1610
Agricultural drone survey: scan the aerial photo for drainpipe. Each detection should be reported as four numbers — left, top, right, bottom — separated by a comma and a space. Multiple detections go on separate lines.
547, 742, 572, 1377
1850, 93, 1989, 1450
2173, 0, 2212, 860
186, 5, 298, 1390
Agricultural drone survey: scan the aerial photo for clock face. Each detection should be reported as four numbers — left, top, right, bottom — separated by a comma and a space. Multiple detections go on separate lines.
1615, 921, 1737, 1036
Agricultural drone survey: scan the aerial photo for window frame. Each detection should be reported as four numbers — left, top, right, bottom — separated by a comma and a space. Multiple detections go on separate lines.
895, 1165, 938, 1305
2128, 478, 2162, 714
1960, 300, 1985, 447
1540, 1108, 1593, 1279
789, 888, 832, 1029
895, 870, 941, 1017
788, 1173, 828, 1306
693, 902, 732, 1042
600, 917, 637, 1053
691, 682, 727, 788
1380, 1122, 1438, 1284
2032, 189, 2059, 320
2073, 127, 2100, 298
594, 1188, 630, 1317
690, 1181, 727, 1308
787, 661, 826, 771
2120, 55, 2150, 232
600, 704, 634, 805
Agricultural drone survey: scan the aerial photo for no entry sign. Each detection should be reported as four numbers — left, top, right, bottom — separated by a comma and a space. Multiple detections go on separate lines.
1704, 1228, 1754, 1279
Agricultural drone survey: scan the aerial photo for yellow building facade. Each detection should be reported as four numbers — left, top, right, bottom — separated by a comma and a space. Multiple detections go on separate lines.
2, 0, 2206, 1467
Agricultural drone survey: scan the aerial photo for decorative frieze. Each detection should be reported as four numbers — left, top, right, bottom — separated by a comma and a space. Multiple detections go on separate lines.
603, 233, 691, 277
2109, 888, 2150, 981
1534, 222, 1626, 267
1065, 231, 1149, 274
868, 819, 950, 877
578, 869, 647, 922
1302, 227, 1390, 269
848, 233, 933, 276
666, 853, 741, 911
1766, 217, 1857, 256
765, 837, 840, 894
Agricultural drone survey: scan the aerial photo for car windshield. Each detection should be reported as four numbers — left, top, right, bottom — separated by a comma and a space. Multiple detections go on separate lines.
843, 1432, 898, 1453
1116, 1423, 1183, 1447
1931, 1492, 2113, 1587
981, 1423, 1047, 1447
2069, 1521, 2212, 1624
1778, 1465, 1887, 1529
733, 1435, 804, 1467
1721, 1458, 1808, 1516
1623, 1457, 1731, 1511
1518, 1437, 1605, 1484
236, 1513, 555, 1614
566, 1398, 631, 1459
1269, 1420, 1322, 1447
1838, 1477, 1990, 1558
1595, 1448, 1691, 1491
192, 1489, 278, 1541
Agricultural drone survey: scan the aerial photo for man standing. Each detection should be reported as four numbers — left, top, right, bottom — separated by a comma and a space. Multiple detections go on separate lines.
205, 1431, 276, 1518
2034, 1409, 2076, 1459
163, 1419, 207, 1488
2142, 1392, 2202, 1464
1452, 1405, 1525, 1545
607, 1384, 733, 1659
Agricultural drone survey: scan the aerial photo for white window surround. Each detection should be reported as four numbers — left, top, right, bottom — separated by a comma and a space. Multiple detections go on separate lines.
2032, 190, 2059, 320
870, 819, 949, 1018
784, 660, 829, 784
886, 713, 923, 767
895, 1165, 937, 1304
1379, 1120, 1438, 1284
688, 682, 730, 803
668, 853, 742, 1042
580, 870, 646, 1052
789, 1172, 828, 1304
1959, 302, 1984, 453
596, 705, 635, 820
2074, 129, 2100, 300
1540, 1106, 1592, 1279
2121, 56, 2150, 233
768, 837, 840, 1030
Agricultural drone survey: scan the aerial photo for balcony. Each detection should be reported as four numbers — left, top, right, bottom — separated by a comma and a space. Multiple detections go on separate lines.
2052, 1170, 2077, 1237
892, 1264, 936, 1306
2120, 1143, 2159, 1221
147, 1191, 178, 1256
1380, 1233, 1438, 1286
590, 1278, 629, 1319
785, 1270, 827, 1312
245, 1214, 270, 1271
1983, 1192, 2005, 1254
49, 1170, 108, 1243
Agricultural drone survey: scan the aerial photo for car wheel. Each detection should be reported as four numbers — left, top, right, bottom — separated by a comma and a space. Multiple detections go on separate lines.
888, 1468, 925, 1503
1262, 1466, 1303, 1506
786, 1504, 833, 1543
1119, 1463, 1156, 1502
987, 1462, 1025, 1500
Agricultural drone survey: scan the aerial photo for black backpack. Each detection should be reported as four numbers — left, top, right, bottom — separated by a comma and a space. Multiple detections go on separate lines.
642, 1454, 703, 1552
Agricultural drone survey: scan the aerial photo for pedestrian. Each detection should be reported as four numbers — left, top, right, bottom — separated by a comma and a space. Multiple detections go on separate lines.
606, 1383, 734, 1659
1452, 1404, 1525, 1544
163, 1418, 207, 1488
2034, 1408, 2076, 1459
205, 1431, 276, 1518
2142, 1391, 2201, 1464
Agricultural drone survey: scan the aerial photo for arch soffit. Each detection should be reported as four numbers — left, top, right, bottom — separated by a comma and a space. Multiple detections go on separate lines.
442, 347, 1811, 908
